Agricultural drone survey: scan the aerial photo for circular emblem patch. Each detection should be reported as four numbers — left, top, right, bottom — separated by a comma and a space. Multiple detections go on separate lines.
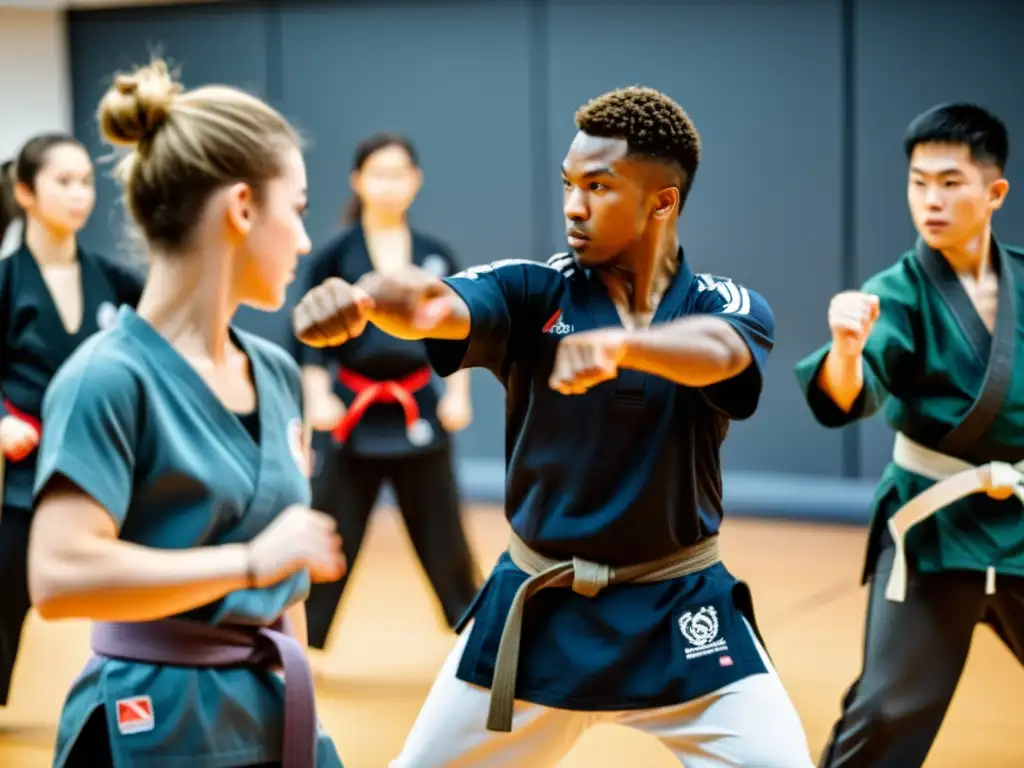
96, 301, 118, 330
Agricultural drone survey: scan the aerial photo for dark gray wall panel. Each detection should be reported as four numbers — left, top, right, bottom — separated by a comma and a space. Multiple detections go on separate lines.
279, 0, 534, 462
854, 0, 1024, 479
67, 2, 283, 343
546, 0, 846, 475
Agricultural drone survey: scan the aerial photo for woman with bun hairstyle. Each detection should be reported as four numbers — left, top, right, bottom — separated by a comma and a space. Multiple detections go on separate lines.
0, 133, 143, 709
27, 60, 346, 767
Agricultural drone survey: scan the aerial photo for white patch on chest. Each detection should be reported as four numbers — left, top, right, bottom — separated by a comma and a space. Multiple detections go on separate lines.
287, 418, 310, 477
96, 301, 118, 330
421, 254, 449, 277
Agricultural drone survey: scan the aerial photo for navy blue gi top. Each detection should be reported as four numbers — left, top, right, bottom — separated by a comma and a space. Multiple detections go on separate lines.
425, 249, 777, 711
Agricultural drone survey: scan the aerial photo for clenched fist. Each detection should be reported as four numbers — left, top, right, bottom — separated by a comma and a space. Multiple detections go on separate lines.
549, 329, 628, 395
0, 416, 40, 461
246, 504, 346, 587
293, 277, 373, 348
828, 291, 880, 358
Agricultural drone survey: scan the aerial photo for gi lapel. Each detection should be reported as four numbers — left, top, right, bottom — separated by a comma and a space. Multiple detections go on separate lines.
915, 236, 1017, 459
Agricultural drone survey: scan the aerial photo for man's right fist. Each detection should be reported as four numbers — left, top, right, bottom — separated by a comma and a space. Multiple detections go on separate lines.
828, 290, 880, 357
293, 278, 373, 348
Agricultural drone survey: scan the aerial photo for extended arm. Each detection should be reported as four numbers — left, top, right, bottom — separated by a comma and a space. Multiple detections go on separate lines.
620, 315, 754, 388
549, 275, 773, 419
286, 600, 309, 649
294, 260, 565, 382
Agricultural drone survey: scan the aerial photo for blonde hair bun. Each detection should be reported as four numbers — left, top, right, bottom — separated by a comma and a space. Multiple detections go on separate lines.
98, 59, 182, 147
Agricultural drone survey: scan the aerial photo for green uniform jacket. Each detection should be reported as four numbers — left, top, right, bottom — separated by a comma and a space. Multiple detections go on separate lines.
795, 237, 1024, 583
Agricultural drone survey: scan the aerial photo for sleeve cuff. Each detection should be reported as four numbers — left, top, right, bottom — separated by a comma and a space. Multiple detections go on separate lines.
425, 277, 502, 377
793, 345, 868, 427
34, 452, 129, 529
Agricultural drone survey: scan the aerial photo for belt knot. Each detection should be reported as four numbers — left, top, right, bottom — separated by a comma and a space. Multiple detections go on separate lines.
980, 461, 1021, 501
571, 557, 610, 597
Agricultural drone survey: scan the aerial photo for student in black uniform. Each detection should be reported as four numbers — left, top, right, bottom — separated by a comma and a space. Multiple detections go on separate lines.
299, 133, 480, 653
296, 87, 814, 767
0, 133, 143, 707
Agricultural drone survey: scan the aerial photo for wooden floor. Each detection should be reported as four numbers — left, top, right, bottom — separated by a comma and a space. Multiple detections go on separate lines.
0, 507, 1021, 767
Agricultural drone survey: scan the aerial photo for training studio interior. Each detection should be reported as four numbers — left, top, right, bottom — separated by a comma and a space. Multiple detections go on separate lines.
1, 0, 1023, 766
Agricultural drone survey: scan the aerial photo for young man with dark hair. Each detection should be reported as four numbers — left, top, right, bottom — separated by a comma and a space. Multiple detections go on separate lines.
795, 103, 1023, 767
297, 86, 813, 767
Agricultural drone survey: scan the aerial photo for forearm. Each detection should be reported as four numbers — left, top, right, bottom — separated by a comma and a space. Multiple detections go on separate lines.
444, 368, 471, 399
620, 317, 752, 387
286, 601, 308, 649
366, 286, 472, 341
816, 348, 864, 413
30, 536, 250, 622
301, 365, 332, 412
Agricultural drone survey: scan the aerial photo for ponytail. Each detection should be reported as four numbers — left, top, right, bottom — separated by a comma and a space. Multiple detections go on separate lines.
342, 195, 363, 226
0, 161, 23, 253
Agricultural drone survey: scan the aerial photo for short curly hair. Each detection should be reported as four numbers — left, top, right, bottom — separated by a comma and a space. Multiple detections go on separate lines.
575, 86, 700, 205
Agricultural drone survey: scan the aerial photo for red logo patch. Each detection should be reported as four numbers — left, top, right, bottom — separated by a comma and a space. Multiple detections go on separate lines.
542, 309, 562, 333
116, 695, 155, 734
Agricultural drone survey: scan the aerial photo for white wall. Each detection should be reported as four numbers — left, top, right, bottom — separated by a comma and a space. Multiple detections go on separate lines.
0, 8, 70, 159
0, 2, 218, 158
0, 8, 69, 254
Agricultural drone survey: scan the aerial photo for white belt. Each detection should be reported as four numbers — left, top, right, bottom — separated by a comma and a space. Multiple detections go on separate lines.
885, 431, 1024, 602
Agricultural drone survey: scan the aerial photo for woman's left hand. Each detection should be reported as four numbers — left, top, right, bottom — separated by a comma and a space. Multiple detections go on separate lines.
437, 393, 472, 432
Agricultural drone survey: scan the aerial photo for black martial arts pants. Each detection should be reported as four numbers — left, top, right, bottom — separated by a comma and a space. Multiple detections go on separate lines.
819, 543, 1024, 767
305, 442, 481, 650
0, 505, 33, 706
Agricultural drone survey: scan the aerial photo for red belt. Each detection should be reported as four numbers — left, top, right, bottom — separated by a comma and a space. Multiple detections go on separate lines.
3, 399, 41, 461
333, 367, 434, 446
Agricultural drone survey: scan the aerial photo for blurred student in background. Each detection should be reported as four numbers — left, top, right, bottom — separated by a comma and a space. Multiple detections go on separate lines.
300, 133, 481, 659
0, 133, 143, 708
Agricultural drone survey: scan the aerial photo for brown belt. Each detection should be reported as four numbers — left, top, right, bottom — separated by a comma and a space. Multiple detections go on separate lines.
485, 532, 722, 732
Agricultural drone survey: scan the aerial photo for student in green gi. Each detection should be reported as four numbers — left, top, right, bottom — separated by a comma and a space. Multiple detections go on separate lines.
795, 103, 1024, 767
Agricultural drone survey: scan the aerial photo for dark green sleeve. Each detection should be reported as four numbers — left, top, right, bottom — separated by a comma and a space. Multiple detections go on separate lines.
794, 262, 919, 427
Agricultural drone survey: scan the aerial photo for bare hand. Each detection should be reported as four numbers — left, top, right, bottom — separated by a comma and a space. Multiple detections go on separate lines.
437, 393, 472, 432
308, 393, 346, 432
246, 505, 346, 587
293, 277, 373, 348
828, 291, 880, 358
0, 416, 40, 461
356, 265, 461, 338
549, 329, 628, 395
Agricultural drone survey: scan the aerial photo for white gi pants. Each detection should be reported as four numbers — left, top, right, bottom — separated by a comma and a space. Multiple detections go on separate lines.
391, 619, 813, 767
